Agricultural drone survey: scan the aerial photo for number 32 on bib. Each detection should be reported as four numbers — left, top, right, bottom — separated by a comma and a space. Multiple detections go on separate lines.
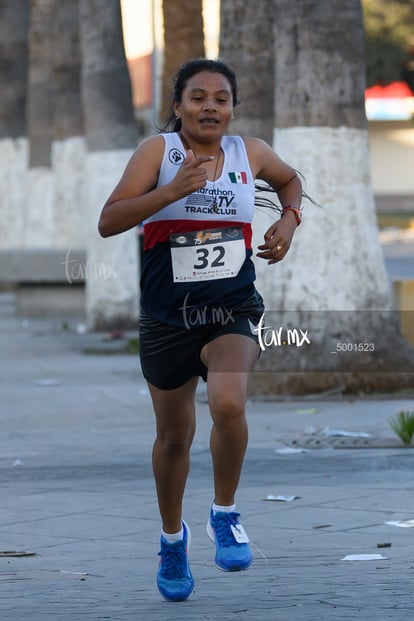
170, 227, 245, 282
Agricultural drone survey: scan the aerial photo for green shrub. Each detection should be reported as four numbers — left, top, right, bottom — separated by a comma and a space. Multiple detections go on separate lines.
389, 411, 414, 446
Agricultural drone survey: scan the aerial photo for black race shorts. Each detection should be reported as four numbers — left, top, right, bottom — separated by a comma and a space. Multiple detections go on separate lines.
139, 290, 264, 390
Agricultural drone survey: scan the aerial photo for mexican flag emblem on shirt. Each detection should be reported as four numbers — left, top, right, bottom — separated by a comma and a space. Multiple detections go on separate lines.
229, 171, 247, 184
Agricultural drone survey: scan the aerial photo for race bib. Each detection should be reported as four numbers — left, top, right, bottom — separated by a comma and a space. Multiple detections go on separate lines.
170, 227, 245, 282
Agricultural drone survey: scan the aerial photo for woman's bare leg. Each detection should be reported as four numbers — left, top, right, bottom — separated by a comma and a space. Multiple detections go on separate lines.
201, 334, 259, 505
148, 377, 199, 533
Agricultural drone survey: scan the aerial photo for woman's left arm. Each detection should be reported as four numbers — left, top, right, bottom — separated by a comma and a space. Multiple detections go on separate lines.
245, 137, 303, 265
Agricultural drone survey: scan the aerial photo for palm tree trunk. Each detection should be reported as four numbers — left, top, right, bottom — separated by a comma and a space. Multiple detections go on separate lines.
52, 0, 87, 248
79, 0, 139, 329
27, 0, 54, 168
219, 0, 274, 143
0, 0, 29, 249
220, 0, 414, 395
160, 0, 205, 122
25, 0, 55, 247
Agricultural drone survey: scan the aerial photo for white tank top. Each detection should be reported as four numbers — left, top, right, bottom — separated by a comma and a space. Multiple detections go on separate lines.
144, 133, 255, 228
140, 132, 258, 326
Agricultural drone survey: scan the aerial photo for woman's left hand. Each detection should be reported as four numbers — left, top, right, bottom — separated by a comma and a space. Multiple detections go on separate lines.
256, 212, 298, 264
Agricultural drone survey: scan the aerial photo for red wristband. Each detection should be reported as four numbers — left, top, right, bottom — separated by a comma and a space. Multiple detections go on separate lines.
282, 205, 302, 226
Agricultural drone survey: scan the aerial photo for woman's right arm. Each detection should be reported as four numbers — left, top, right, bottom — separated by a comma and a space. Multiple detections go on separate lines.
98, 136, 213, 238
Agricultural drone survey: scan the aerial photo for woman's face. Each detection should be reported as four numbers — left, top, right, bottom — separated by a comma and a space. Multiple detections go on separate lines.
174, 71, 234, 143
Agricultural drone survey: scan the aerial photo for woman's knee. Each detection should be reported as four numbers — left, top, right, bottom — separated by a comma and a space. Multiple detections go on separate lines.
155, 424, 195, 455
209, 392, 246, 428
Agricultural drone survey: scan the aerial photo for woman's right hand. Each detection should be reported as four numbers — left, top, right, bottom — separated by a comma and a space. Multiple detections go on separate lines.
169, 149, 214, 199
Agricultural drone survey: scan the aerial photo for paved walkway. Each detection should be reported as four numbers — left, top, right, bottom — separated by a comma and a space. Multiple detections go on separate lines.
1, 294, 414, 620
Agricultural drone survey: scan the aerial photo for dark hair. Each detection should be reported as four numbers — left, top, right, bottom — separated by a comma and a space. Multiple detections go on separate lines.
163, 58, 239, 132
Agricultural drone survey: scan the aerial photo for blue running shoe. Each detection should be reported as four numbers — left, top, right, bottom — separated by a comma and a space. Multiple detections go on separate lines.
157, 521, 194, 602
206, 508, 253, 571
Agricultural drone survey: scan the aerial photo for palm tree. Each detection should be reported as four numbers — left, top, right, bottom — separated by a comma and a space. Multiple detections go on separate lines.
79, 0, 139, 329
0, 0, 29, 248
25, 0, 55, 247
1, 1, 86, 252
0, 0, 29, 139
220, 0, 414, 395
160, 0, 205, 122
27, 0, 54, 168
51, 0, 87, 248
219, 0, 274, 143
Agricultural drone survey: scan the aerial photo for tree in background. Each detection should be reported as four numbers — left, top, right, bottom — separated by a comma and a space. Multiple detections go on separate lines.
0, 0, 85, 251
0, 0, 29, 140
0, 0, 29, 248
0, 0, 141, 329
79, 0, 139, 329
27, 0, 53, 169
219, 0, 274, 144
51, 0, 86, 248
363, 0, 414, 88
160, 0, 204, 123
220, 0, 414, 396
25, 0, 55, 246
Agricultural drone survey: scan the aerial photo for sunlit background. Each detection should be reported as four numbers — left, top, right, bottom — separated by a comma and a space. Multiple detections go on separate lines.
120, 0, 414, 200
121, 0, 219, 60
